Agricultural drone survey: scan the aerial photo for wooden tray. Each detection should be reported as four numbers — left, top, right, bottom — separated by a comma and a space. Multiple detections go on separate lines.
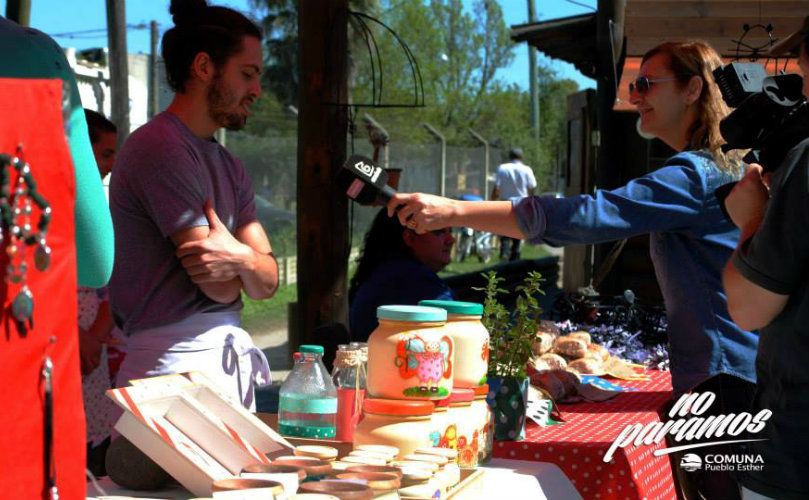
400, 468, 485, 500
256, 413, 485, 499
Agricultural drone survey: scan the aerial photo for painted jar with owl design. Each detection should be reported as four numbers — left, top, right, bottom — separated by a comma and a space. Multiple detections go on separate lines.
470, 384, 493, 463
446, 389, 478, 467
419, 300, 489, 388
367, 306, 454, 401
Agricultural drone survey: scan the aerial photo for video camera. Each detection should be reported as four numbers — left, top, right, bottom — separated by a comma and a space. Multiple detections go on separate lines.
712, 62, 809, 209
714, 62, 809, 171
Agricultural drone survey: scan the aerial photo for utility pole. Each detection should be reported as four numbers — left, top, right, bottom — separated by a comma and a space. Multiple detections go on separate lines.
106, 0, 130, 146
149, 20, 159, 119
5, 0, 31, 25
528, 0, 540, 145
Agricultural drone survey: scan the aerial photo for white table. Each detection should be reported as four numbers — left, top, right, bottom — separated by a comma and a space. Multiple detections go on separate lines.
87, 459, 580, 500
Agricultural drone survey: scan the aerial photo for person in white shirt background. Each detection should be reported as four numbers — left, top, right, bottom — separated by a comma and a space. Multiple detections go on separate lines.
491, 147, 537, 261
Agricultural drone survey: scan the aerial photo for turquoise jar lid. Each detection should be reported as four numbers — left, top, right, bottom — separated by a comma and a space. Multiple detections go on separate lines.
299, 345, 325, 354
419, 299, 483, 316
377, 305, 447, 323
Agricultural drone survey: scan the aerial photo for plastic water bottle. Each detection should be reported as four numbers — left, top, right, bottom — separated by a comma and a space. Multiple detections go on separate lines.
278, 345, 337, 439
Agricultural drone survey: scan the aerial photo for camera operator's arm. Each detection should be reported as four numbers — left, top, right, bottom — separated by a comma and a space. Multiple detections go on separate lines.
723, 159, 808, 330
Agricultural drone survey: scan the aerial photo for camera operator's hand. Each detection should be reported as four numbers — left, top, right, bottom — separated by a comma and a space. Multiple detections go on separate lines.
726, 164, 769, 232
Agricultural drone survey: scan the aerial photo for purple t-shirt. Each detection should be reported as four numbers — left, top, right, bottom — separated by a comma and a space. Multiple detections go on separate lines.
109, 112, 257, 334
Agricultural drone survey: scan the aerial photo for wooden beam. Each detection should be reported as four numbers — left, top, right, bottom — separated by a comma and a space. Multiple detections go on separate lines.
106, 0, 130, 145
627, 1, 805, 18
626, 17, 802, 39
627, 36, 799, 56
296, 0, 350, 348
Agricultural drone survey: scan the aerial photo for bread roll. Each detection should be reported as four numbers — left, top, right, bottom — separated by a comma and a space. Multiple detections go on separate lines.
567, 357, 603, 375
532, 332, 555, 356
537, 320, 561, 337
531, 369, 580, 400
532, 353, 567, 372
553, 337, 587, 358
585, 343, 610, 363
568, 331, 592, 345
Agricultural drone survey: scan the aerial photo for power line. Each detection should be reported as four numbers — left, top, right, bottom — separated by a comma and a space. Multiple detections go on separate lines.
564, 0, 596, 12
50, 22, 159, 39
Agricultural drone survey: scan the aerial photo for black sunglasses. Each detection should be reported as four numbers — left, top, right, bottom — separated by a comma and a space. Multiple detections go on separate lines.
429, 228, 452, 236
629, 76, 679, 94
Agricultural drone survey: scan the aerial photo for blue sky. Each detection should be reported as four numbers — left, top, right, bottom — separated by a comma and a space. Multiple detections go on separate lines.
1, 0, 596, 89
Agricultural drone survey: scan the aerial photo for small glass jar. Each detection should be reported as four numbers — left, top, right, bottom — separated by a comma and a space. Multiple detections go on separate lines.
419, 300, 489, 388
446, 389, 477, 467
367, 306, 453, 400
470, 384, 492, 463
353, 399, 436, 459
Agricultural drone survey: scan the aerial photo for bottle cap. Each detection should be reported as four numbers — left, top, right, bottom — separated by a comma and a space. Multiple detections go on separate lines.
300, 345, 325, 355
377, 305, 447, 323
418, 300, 483, 316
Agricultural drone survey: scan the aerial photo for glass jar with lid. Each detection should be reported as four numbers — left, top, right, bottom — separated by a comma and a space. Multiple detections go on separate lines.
419, 300, 489, 388
367, 306, 453, 400
446, 389, 477, 467
353, 398, 436, 460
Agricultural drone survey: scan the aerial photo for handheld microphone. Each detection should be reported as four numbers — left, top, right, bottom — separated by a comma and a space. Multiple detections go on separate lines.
337, 154, 397, 205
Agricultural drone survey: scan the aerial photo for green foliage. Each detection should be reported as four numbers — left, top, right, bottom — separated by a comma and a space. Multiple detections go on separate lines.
476, 270, 544, 378
245, 0, 581, 193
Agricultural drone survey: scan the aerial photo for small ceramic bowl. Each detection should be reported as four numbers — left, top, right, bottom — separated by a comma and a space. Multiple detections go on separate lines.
273, 457, 332, 480
294, 445, 339, 462
242, 463, 308, 482
344, 465, 403, 479
340, 455, 387, 466
298, 481, 374, 500
211, 478, 284, 496
354, 444, 400, 458
335, 472, 401, 492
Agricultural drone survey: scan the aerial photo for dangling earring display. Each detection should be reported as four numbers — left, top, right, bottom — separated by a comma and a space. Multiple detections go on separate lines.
0, 145, 52, 333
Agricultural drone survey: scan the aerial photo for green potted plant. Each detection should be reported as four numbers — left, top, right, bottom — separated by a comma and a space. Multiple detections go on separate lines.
477, 270, 544, 441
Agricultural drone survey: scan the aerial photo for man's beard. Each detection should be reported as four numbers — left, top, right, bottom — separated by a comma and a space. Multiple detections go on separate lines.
207, 74, 247, 131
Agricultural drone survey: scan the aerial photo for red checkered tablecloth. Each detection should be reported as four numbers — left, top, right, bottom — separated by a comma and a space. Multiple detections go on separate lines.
493, 369, 676, 500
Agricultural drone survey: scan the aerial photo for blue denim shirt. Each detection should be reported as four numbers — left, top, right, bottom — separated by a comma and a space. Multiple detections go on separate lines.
514, 151, 758, 394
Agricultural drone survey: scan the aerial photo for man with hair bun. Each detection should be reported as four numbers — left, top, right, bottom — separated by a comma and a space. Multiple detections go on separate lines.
108, 0, 278, 411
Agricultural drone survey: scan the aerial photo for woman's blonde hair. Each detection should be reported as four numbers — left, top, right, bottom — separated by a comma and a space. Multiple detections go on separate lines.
642, 41, 742, 173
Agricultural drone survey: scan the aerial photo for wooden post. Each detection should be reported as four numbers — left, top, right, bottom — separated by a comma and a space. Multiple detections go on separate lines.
296, 0, 350, 348
527, 0, 540, 145
593, 0, 626, 287
149, 20, 159, 119
106, 0, 130, 145
5, 0, 31, 26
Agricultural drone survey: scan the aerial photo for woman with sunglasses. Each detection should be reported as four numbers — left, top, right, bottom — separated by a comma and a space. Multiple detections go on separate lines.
388, 40, 758, 500
349, 208, 456, 342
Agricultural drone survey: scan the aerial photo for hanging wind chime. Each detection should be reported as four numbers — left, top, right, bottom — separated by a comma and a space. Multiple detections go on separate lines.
0, 144, 52, 335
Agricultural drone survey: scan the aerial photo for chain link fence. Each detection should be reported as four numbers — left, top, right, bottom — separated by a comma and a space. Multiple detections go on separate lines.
228, 128, 503, 263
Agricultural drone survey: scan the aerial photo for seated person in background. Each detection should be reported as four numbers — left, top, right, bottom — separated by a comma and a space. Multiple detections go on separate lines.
79, 109, 121, 476
349, 208, 455, 341
84, 109, 117, 179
